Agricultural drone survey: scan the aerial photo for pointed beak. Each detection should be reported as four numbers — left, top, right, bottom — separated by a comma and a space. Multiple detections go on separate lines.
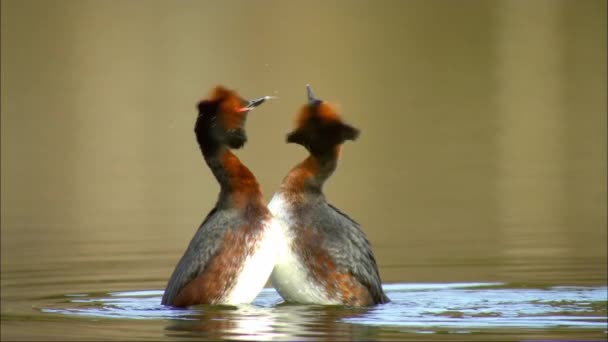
237, 96, 277, 113
306, 84, 323, 105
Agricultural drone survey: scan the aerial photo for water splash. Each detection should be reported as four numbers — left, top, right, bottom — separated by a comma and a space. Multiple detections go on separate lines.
40, 282, 607, 331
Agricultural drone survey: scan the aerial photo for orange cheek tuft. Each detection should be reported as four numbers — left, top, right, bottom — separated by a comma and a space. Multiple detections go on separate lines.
204, 85, 246, 131
295, 105, 313, 130
317, 103, 341, 123
220, 95, 245, 131
208, 85, 232, 101
294, 102, 343, 131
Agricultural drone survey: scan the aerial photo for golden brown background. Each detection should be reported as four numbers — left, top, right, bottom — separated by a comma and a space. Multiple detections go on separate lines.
1, 0, 606, 312
2, 0, 606, 340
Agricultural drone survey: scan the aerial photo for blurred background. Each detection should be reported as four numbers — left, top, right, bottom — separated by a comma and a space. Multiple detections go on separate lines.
1, 1, 606, 337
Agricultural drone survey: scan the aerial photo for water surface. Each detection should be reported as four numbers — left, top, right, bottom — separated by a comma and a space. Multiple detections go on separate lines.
18, 284, 608, 341
2, 0, 606, 341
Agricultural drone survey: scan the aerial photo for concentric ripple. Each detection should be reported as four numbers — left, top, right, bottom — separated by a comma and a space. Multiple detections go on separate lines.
40, 282, 607, 332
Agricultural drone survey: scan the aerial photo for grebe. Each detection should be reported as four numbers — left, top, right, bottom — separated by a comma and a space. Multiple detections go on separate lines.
161, 85, 279, 307
269, 85, 390, 306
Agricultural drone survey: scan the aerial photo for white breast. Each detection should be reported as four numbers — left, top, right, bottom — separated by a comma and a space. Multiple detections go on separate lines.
223, 218, 281, 304
268, 193, 341, 305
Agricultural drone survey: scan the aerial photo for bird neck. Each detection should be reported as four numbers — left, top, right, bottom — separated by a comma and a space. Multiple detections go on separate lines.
280, 146, 341, 196
201, 143, 264, 209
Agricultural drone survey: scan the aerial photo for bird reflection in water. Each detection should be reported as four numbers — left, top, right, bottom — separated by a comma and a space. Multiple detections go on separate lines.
164, 302, 377, 341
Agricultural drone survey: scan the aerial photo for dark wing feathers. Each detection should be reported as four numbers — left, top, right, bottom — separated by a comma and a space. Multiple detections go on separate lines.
318, 202, 390, 304
161, 207, 229, 305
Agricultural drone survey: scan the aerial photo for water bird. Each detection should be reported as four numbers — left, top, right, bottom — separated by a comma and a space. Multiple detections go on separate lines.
161, 85, 279, 307
269, 84, 390, 306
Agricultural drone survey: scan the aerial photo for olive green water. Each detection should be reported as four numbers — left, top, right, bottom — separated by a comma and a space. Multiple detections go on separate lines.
1, 0, 607, 341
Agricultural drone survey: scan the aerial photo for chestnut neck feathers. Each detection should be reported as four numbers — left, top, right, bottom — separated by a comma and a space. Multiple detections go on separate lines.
194, 86, 263, 208
281, 99, 359, 195
281, 148, 340, 195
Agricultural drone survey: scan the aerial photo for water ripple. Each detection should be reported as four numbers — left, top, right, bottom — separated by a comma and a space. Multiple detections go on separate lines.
40, 282, 607, 332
